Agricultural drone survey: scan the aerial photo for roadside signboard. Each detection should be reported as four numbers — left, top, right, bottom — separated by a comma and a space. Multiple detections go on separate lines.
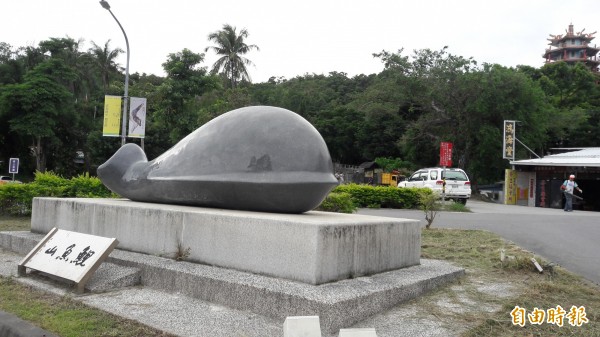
440, 142, 453, 167
503, 120, 516, 160
18, 228, 118, 293
8, 158, 19, 174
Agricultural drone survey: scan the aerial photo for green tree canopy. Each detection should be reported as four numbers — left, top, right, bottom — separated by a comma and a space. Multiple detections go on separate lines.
0, 59, 77, 172
151, 49, 219, 147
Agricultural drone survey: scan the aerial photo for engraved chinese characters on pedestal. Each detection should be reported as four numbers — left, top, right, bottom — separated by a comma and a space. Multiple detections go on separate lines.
45, 243, 95, 266
97, 106, 339, 213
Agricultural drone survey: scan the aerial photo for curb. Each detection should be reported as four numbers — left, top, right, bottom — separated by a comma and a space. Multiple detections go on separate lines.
0, 310, 60, 337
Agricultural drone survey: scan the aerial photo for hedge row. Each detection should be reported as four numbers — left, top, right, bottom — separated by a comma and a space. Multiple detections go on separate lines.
0, 175, 429, 216
0, 171, 116, 215
331, 183, 430, 209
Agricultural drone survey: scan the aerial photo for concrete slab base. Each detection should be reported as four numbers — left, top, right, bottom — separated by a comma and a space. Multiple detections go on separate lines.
0, 231, 464, 334
30, 198, 421, 285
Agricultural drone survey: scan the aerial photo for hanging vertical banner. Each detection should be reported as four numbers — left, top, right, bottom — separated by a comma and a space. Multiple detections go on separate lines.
503, 120, 516, 160
504, 169, 517, 205
102, 95, 122, 137
128, 97, 147, 138
439, 142, 453, 167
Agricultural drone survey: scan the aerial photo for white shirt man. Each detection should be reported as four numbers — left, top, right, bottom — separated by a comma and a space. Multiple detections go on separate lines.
562, 174, 582, 212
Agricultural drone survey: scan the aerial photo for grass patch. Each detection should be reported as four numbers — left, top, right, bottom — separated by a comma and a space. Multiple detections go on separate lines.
422, 228, 600, 336
0, 215, 174, 336
444, 201, 471, 212
0, 215, 31, 231
0, 277, 174, 337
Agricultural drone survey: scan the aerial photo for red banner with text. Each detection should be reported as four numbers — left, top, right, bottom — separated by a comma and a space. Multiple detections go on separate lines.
440, 142, 453, 167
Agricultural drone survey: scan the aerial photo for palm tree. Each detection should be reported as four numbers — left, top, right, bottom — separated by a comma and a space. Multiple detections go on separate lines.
89, 40, 123, 91
205, 24, 259, 88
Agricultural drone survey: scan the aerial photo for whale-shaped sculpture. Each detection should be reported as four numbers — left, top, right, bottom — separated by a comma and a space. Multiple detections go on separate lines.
97, 106, 339, 213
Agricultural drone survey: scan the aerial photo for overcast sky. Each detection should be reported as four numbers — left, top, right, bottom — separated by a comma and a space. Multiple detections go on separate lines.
2, 0, 600, 83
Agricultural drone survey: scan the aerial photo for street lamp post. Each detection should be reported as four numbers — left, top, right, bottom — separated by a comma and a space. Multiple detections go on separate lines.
99, 0, 129, 146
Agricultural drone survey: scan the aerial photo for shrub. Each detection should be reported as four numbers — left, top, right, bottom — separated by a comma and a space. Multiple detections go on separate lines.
0, 171, 116, 215
316, 192, 357, 213
66, 173, 114, 198
0, 183, 38, 215
32, 171, 70, 189
332, 183, 431, 209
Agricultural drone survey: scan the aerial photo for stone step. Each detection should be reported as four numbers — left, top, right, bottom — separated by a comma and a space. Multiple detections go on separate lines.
0, 231, 464, 334
85, 262, 141, 292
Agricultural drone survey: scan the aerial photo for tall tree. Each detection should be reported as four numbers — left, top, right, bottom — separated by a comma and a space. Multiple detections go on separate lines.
152, 49, 219, 146
0, 59, 77, 172
37, 37, 107, 175
89, 40, 123, 91
533, 62, 600, 148
205, 24, 259, 88
0, 42, 24, 85
0, 42, 13, 63
38, 37, 84, 95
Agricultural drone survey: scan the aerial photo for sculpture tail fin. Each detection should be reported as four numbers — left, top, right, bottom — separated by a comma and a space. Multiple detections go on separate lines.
97, 143, 147, 196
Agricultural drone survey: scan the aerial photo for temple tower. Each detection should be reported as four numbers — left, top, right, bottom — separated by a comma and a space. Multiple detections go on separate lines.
543, 23, 600, 71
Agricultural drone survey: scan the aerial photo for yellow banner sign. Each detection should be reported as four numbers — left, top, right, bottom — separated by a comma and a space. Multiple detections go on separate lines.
102, 95, 122, 137
504, 169, 517, 205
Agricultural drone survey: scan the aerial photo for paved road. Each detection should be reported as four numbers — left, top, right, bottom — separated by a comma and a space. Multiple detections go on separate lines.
358, 200, 600, 285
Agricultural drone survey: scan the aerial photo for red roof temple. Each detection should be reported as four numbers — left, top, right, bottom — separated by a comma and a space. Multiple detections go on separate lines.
543, 23, 600, 72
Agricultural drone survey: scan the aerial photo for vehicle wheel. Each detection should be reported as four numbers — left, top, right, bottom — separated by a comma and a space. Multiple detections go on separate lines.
458, 199, 467, 205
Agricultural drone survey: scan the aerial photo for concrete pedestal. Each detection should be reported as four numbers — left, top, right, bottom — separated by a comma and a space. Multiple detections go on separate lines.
31, 198, 421, 285
1, 230, 464, 334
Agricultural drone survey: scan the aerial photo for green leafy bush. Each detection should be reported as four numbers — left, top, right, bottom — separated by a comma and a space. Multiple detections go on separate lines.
66, 173, 114, 198
32, 171, 70, 189
0, 171, 116, 215
0, 183, 39, 215
316, 192, 357, 213
331, 183, 431, 209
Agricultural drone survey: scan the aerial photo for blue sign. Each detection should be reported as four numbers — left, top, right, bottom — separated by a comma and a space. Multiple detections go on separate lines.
9, 158, 19, 174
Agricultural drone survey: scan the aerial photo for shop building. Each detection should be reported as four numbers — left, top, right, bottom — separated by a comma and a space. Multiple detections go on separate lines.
508, 148, 600, 211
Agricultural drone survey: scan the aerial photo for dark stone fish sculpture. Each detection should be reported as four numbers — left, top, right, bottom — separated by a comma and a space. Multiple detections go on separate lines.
97, 106, 339, 213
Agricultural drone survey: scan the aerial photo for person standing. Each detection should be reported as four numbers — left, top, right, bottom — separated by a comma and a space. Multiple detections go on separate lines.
561, 174, 583, 212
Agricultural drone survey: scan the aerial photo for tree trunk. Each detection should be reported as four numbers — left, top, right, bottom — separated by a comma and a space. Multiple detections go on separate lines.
33, 136, 46, 173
